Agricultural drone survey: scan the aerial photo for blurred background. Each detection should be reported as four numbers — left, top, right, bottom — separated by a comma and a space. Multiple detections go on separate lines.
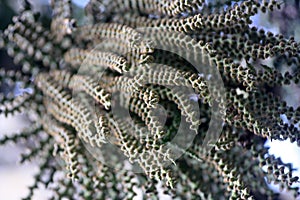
1, 0, 300, 199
